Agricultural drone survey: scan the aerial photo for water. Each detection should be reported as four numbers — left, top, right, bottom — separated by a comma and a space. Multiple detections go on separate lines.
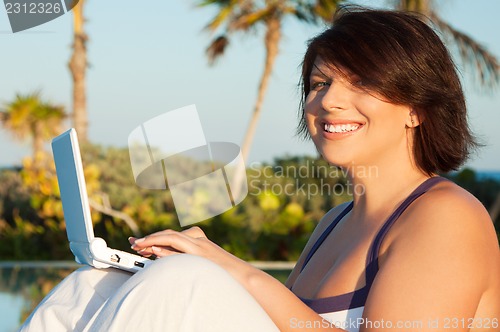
0, 262, 79, 331
476, 170, 500, 182
0, 293, 25, 332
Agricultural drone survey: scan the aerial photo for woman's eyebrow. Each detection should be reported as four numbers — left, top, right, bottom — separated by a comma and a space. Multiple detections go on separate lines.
311, 64, 332, 79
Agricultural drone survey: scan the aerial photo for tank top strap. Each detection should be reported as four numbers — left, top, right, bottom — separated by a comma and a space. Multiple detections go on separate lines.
300, 201, 354, 273
364, 176, 449, 287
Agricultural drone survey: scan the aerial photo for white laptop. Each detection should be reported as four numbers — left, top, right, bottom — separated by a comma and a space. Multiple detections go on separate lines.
52, 128, 152, 273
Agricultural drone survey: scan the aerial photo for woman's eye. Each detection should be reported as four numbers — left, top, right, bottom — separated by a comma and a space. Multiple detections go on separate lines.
311, 81, 330, 90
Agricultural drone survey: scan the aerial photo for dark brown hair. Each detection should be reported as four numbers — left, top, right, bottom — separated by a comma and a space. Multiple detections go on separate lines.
298, 6, 479, 175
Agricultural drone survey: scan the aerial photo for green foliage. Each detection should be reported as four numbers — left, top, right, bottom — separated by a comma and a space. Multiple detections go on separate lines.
0, 215, 45, 260
0, 152, 100, 260
80, 144, 181, 249
0, 169, 32, 223
1, 148, 499, 261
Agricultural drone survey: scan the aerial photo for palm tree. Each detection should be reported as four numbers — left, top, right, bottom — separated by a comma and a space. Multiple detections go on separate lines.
68, 0, 89, 142
397, 0, 499, 85
198, 0, 343, 195
1, 92, 66, 157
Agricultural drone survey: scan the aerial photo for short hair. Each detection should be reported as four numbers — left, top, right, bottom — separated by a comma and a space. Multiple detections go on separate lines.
297, 6, 479, 175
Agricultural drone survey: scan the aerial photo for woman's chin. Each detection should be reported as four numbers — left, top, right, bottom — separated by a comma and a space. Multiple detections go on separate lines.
318, 153, 352, 168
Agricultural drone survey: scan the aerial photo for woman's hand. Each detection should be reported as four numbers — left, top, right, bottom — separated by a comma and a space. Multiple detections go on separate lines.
129, 227, 333, 331
128, 227, 249, 280
128, 227, 206, 258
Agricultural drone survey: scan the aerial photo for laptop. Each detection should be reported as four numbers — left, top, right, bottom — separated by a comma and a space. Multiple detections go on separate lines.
52, 128, 152, 273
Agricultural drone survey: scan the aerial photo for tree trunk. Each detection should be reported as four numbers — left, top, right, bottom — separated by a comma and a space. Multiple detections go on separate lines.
33, 122, 44, 158
68, 0, 88, 142
232, 17, 281, 199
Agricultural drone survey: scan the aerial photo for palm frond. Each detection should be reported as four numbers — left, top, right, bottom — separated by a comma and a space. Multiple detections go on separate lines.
37, 103, 66, 119
199, 0, 248, 32
229, 7, 274, 31
429, 11, 499, 86
197, 0, 232, 8
1, 92, 66, 143
313, 0, 343, 22
287, 0, 341, 24
206, 35, 229, 65
397, 0, 499, 86
290, 8, 312, 23
204, 5, 235, 32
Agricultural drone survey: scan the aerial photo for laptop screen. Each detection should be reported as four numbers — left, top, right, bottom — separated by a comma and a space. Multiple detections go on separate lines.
52, 128, 95, 244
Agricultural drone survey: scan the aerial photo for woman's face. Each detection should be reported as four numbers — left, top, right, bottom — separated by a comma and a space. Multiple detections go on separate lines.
305, 58, 412, 169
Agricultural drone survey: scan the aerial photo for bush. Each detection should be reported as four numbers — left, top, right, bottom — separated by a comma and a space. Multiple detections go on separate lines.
1, 147, 499, 261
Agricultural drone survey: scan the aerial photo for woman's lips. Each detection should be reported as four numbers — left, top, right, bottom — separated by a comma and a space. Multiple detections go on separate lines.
321, 121, 364, 139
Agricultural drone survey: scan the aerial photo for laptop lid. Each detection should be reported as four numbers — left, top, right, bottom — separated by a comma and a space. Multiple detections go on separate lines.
52, 128, 96, 264
52, 128, 152, 272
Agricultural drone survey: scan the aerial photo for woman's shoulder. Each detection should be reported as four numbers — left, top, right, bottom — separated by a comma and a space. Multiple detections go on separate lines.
405, 178, 493, 233
385, 178, 499, 286
369, 178, 500, 319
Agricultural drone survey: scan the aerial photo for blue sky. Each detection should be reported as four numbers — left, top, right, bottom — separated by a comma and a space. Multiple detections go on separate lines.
1, 0, 499, 171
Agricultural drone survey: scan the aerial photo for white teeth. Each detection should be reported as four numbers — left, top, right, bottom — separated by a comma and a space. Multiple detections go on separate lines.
324, 123, 360, 133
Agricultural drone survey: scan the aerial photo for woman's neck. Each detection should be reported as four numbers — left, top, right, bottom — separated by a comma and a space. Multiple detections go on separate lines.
345, 159, 430, 223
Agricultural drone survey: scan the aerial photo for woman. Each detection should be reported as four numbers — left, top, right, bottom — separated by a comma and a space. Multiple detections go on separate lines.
21, 7, 499, 332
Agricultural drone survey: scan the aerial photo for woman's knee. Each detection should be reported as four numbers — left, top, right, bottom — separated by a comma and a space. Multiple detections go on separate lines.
67, 266, 131, 295
134, 254, 233, 287
19, 266, 131, 332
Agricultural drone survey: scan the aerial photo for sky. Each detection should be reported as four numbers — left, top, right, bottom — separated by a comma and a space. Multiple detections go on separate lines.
1, 0, 499, 171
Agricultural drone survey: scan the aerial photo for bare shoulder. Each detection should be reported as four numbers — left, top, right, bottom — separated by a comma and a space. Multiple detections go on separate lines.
388, 178, 500, 291
401, 179, 497, 245
365, 179, 500, 323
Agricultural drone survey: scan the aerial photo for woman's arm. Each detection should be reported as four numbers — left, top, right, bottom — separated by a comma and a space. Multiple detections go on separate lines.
362, 185, 500, 331
130, 227, 346, 331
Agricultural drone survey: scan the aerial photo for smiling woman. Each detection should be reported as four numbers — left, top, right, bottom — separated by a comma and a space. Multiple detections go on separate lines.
288, 6, 499, 330
298, 7, 478, 177
19, 6, 500, 332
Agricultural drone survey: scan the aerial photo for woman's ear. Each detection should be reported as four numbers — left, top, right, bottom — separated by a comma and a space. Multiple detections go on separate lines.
406, 110, 423, 128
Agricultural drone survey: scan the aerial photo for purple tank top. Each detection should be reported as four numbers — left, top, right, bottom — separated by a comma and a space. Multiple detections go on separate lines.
295, 176, 448, 313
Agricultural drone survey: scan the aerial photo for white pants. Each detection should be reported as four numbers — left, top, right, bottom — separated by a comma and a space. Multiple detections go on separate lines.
19, 255, 279, 332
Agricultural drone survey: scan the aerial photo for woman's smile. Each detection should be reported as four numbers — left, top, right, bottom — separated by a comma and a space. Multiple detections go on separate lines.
321, 120, 365, 139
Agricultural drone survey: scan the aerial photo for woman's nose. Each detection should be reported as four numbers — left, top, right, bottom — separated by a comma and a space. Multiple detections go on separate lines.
320, 81, 350, 112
